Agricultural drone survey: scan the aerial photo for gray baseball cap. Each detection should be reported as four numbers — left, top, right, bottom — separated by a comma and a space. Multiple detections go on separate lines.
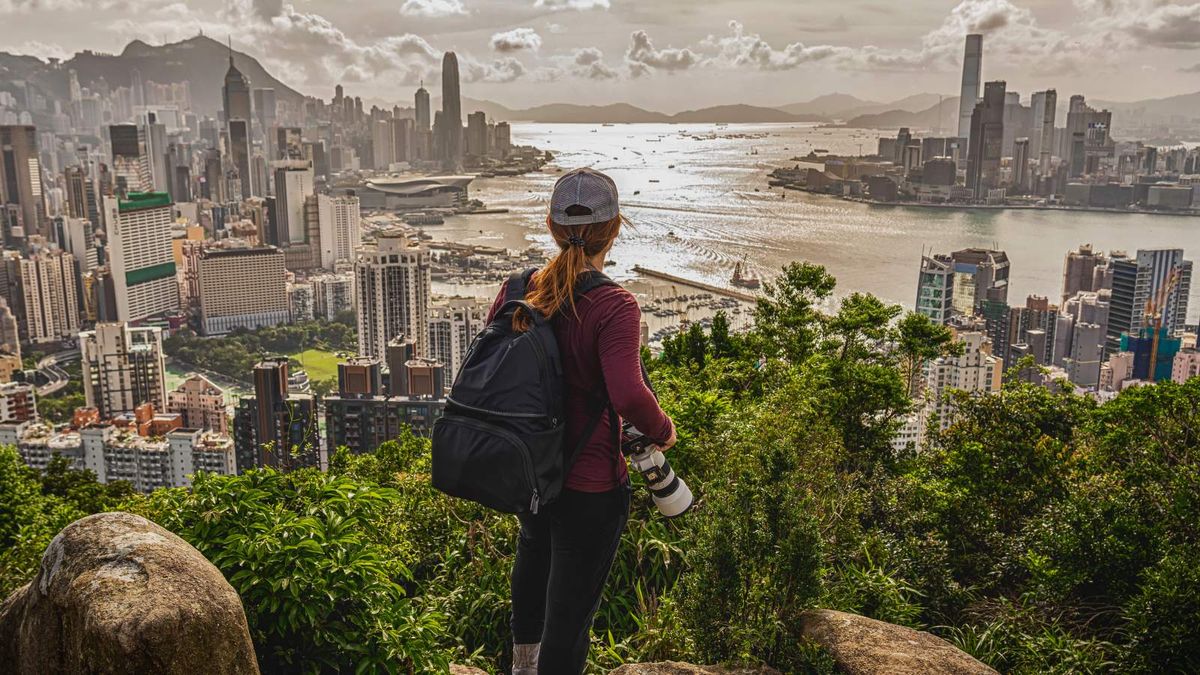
550, 167, 619, 226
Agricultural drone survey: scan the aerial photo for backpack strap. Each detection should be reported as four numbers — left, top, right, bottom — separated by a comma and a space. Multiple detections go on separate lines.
505, 268, 538, 303
573, 269, 616, 303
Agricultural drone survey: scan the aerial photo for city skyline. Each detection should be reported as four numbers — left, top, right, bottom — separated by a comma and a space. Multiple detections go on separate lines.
7, 1, 1200, 110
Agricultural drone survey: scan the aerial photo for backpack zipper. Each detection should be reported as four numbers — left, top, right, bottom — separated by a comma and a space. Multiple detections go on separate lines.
445, 415, 540, 514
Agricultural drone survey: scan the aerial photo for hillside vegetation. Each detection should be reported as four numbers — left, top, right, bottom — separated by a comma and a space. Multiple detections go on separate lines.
1, 262, 1197, 674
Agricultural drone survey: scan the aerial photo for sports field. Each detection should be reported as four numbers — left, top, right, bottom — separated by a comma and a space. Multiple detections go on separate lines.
289, 348, 342, 381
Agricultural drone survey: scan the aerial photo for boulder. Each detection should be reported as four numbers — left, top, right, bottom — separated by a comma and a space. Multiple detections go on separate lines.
0, 511, 259, 674
799, 609, 997, 675
609, 663, 781, 674
450, 666, 489, 675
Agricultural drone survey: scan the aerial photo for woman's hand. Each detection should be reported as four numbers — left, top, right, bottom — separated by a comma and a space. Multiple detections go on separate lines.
655, 425, 677, 452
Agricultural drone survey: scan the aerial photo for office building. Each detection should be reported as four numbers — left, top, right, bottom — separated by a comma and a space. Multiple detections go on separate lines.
109, 124, 154, 194
80, 322, 167, 418
103, 191, 178, 322
1012, 138, 1030, 192
917, 248, 1009, 324
276, 126, 303, 161
0, 126, 45, 240
466, 111, 488, 158
957, 35, 983, 139
415, 85, 431, 132
317, 193, 361, 268
166, 373, 229, 434
391, 117, 414, 163
1030, 89, 1056, 175
441, 52, 463, 171
233, 358, 320, 472
272, 160, 314, 245
1107, 249, 1193, 353
5, 248, 81, 344
196, 245, 288, 335
967, 81, 1006, 197
428, 296, 489, 388
372, 120, 394, 169
228, 119, 252, 199
916, 254, 954, 324
495, 121, 511, 157
355, 231, 432, 361
64, 165, 100, 226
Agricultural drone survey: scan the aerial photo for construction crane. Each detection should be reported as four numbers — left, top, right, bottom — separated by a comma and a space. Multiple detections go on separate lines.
1144, 267, 1180, 381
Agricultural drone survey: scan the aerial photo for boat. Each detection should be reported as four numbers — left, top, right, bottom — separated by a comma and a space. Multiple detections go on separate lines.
731, 259, 761, 290
633, 190, 640, 195
648, 179, 660, 183
668, 164, 676, 168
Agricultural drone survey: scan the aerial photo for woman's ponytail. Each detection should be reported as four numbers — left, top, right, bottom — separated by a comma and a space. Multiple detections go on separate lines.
512, 213, 623, 331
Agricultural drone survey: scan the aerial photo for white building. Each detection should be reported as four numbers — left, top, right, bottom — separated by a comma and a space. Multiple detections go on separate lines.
1173, 349, 1200, 383
80, 322, 167, 418
312, 272, 354, 320
355, 231, 431, 361
196, 245, 289, 335
317, 194, 361, 269
428, 296, 490, 389
103, 191, 179, 322
272, 160, 314, 245
5, 247, 81, 344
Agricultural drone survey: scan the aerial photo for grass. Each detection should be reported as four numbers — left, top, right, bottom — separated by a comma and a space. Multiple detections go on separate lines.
289, 348, 343, 382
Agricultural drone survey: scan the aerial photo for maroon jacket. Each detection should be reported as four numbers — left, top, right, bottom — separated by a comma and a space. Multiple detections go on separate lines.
487, 277, 674, 493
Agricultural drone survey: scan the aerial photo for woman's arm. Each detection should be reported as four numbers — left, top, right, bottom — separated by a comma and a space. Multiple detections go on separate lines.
596, 292, 675, 445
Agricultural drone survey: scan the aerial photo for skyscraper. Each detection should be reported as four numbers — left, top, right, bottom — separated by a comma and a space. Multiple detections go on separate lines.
197, 245, 289, 336
415, 85, 431, 132
0, 126, 46, 240
317, 194, 361, 268
1107, 249, 1193, 353
5, 248, 81, 345
102, 191, 179, 322
1061, 244, 1107, 303
355, 231, 432, 362
371, 119, 394, 169
466, 111, 488, 158
223, 49, 254, 198
79, 322, 167, 418
276, 127, 303, 161
1012, 138, 1030, 193
109, 124, 153, 194
272, 160, 314, 245
1030, 89, 1056, 175
957, 34, 983, 139
966, 81, 1006, 198
440, 52, 463, 172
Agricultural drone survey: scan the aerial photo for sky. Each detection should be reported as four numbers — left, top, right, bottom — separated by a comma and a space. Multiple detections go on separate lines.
3, 0, 1200, 111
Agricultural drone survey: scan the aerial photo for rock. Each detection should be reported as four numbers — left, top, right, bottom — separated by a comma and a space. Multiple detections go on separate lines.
799, 609, 997, 675
609, 663, 781, 675
450, 666, 489, 675
0, 511, 259, 674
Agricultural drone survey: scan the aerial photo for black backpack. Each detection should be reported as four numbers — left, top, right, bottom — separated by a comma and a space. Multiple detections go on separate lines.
431, 268, 617, 514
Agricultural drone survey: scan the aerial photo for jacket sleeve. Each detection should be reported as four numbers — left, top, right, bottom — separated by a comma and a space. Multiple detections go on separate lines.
595, 291, 675, 444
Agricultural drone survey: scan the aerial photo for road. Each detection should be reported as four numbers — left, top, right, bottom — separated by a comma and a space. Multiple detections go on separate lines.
35, 349, 80, 397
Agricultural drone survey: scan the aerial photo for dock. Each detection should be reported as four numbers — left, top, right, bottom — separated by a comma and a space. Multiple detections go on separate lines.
632, 266, 760, 303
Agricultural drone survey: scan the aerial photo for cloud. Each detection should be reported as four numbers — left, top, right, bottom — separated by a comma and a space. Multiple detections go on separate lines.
533, 0, 609, 11
1180, 62, 1200, 73
625, 30, 699, 76
546, 22, 566, 34
702, 21, 843, 71
399, 0, 466, 18
465, 56, 527, 82
490, 27, 541, 52
4, 40, 70, 60
1123, 2, 1200, 49
571, 47, 618, 79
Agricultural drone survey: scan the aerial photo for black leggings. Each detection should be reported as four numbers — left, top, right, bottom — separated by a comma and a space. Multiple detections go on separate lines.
510, 484, 631, 673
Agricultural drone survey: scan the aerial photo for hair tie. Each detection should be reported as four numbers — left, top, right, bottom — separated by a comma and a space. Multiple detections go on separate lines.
566, 234, 586, 248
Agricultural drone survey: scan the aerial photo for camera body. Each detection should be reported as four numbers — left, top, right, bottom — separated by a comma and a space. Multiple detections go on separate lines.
621, 423, 694, 518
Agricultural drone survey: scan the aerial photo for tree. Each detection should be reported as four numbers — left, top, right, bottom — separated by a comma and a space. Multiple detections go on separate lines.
895, 312, 959, 397
751, 262, 836, 363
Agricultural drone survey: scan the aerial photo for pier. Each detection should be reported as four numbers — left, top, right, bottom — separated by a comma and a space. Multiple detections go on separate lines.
632, 266, 759, 303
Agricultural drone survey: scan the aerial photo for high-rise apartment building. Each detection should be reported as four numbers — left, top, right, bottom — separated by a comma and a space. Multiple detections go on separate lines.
1107, 249, 1193, 353
167, 373, 229, 434
355, 231, 432, 362
103, 191, 178, 322
957, 35, 983, 139
0, 125, 46, 240
272, 160, 313, 245
317, 194, 361, 268
80, 322, 167, 418
196, 245, 288, 335
441, 52, 463, 172
5, 248, 81, 344
1061, 244, 1109, 303
372, 120, 394, 169
428, 296, 489, 389
967, 81, 1006, 197
233, 358, 319, 472
324, 357, 446, 455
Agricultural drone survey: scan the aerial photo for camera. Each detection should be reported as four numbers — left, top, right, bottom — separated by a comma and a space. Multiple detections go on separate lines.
622, 423, 694, 518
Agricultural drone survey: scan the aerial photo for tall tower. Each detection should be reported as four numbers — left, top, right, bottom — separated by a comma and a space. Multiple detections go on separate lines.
1031, 89, 1056, 176
223, 42, 254, 197
440, 52, 463, 172
957, 34, 983, 140
966, 81, 1006, 198
415, 83, 431, 132
0, 126, 46, 240
102, 191, 179, 322
354, 231, 432, 362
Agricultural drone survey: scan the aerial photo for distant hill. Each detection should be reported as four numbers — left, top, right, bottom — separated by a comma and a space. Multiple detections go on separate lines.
669, 105, 826, 124
843, 96, 960, 133
460, 100, 827, 124
1093, 91, 1200, 122
779, 93, 948, 120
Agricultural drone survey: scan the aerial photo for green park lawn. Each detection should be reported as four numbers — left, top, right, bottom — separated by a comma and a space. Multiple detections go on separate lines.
289, 348, 343, 382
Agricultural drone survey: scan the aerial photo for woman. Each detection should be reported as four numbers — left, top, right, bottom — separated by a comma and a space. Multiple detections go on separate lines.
484, 167, 676, 674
